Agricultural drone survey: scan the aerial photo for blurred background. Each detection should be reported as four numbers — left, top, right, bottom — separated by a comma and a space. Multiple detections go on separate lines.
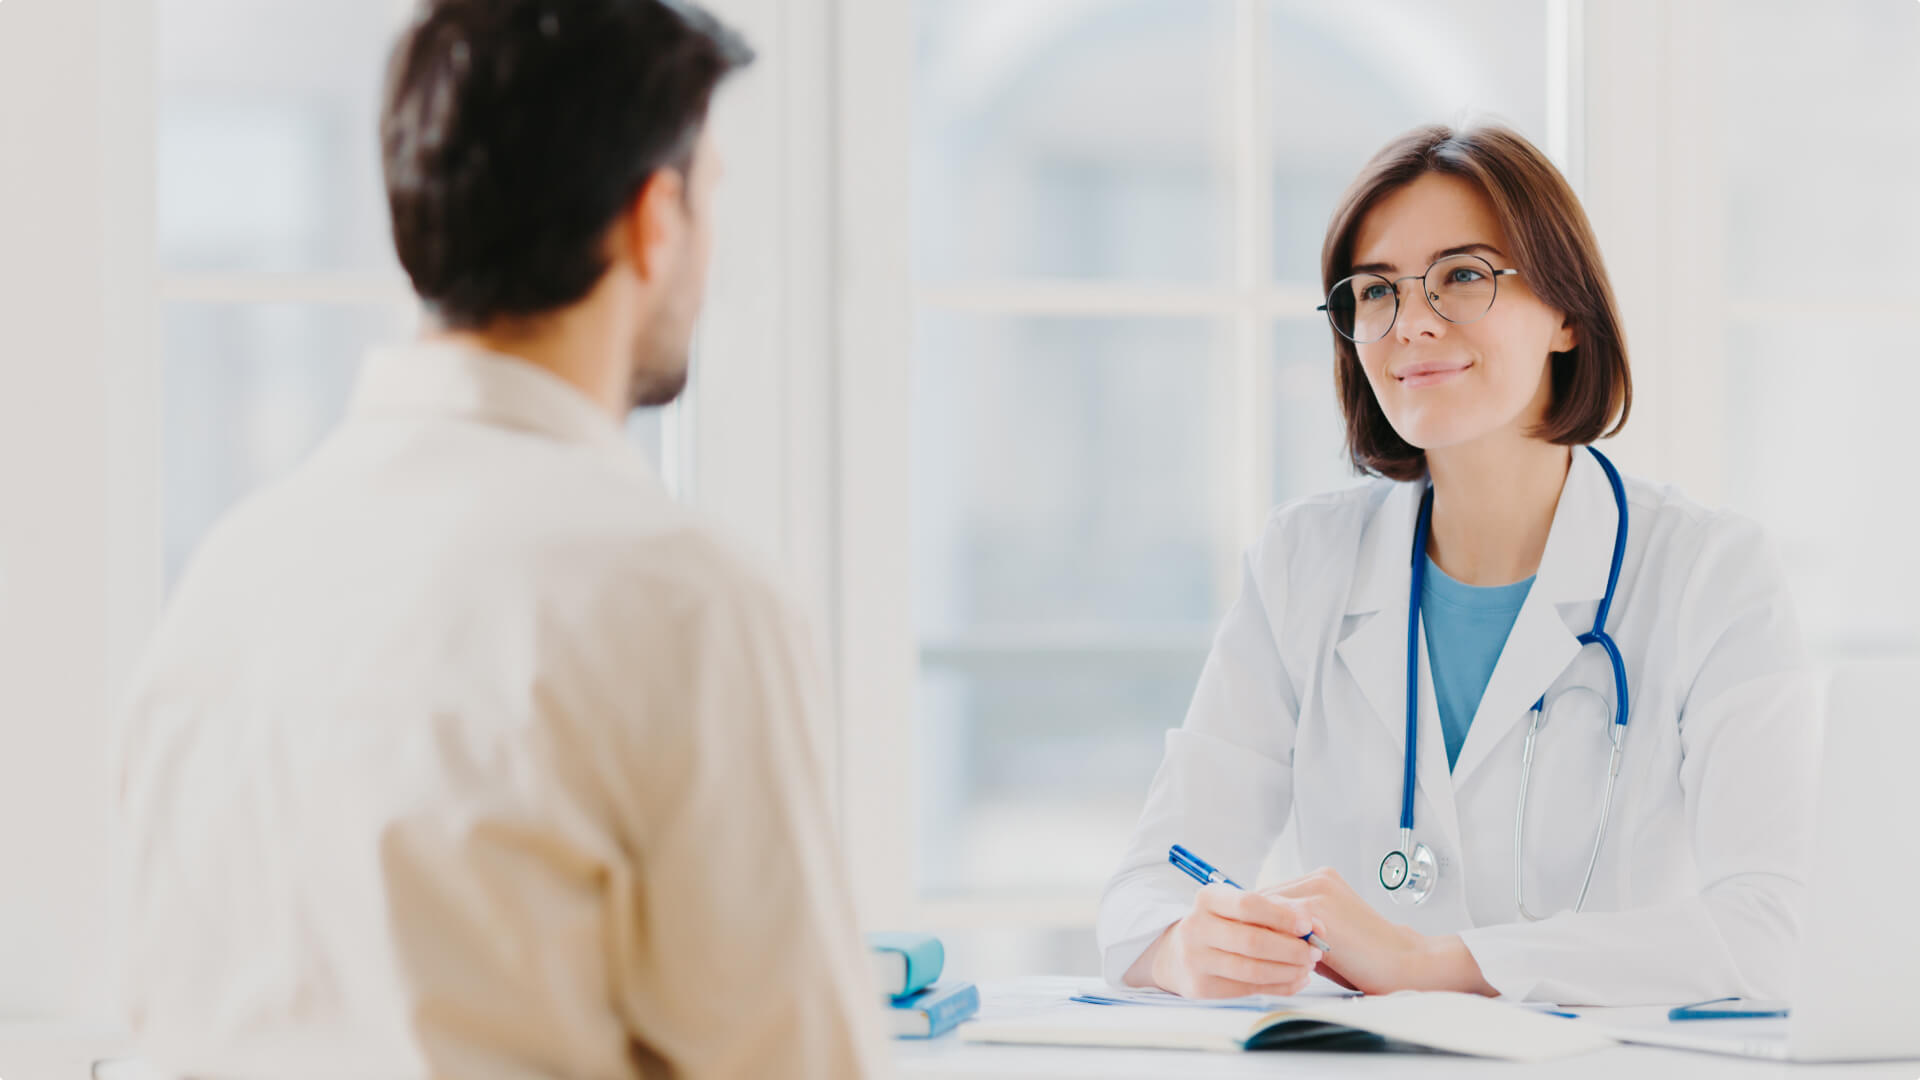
0, 0, 1915, 1015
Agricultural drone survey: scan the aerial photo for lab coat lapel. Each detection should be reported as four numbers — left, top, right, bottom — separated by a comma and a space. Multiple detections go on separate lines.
1449, 449, 1617, 786
1334, 482, 1461, 847
1445, 591, 1581, 786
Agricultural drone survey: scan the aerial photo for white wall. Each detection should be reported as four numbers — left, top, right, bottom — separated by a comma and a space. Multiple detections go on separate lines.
0, 0, 152, 1019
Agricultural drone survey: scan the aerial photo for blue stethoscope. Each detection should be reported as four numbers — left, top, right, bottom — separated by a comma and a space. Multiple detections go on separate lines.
1377, 446, 1631, 919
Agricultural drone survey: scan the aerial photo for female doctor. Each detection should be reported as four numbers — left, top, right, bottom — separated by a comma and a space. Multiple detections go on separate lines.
1097, 125, 1820, 1006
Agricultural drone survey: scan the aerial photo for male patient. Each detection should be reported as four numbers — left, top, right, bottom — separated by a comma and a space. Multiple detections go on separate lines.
112, 2, 884, 1076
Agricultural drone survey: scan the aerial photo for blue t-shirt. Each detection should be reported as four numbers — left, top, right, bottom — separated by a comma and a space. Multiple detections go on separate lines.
1422, 556, 1534, 771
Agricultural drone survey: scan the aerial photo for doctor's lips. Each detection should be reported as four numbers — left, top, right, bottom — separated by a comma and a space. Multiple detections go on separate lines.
1393, 359, 1472, 387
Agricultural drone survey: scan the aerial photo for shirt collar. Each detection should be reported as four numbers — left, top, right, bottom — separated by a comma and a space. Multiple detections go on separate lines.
348, 339, 633, 457
1421, 555, 1535, 611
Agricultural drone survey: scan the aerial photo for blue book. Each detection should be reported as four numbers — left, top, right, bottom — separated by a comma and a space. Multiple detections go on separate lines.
887, 982, 979, 1039
866, 932, 944, 1000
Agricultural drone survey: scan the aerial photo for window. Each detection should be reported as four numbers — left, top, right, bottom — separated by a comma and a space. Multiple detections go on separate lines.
1713, 1, 1920, 659
908, 0, 1566, 913
154, 0, 681, 590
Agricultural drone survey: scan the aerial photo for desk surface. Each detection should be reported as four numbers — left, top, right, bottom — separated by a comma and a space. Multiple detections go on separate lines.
894, 979, 1920, 1080
5, 985, 1914, 1080
0, 1022, 126, 1080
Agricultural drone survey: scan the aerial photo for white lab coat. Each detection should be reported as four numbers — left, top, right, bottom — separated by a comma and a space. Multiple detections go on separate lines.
1097, 448, 1821, 1005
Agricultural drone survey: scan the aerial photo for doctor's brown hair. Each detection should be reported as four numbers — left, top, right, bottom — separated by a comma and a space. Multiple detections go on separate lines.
1322, 124, 1632, 482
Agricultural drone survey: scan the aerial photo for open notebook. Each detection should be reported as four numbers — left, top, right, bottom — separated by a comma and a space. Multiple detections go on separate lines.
961, 991, 1617, 1062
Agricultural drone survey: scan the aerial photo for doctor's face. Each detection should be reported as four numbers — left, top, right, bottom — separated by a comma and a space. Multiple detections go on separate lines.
1348, 172, 1577, 454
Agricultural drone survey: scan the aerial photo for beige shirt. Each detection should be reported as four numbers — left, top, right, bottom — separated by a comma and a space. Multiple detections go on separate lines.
114, 342, 886, 1079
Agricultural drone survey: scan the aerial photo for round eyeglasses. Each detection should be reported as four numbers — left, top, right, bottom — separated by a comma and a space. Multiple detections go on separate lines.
1319, 253, 1520, 344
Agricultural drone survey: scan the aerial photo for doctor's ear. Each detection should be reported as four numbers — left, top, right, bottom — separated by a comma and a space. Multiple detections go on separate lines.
1551, 317, 1579, 355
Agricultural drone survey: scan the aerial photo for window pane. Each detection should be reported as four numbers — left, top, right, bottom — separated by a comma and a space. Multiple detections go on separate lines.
914, 0, 1235, 283
1268, 0, 1552, 283
918, 658, 1204, 897
157, 0, 411, 272
1717, 4, 1920, 660
624, 408, 671, 486
165, 304, 677, 587
163, 303, 417, 585
913, 314, 1234, 635
1267, 319, 1359, 503
1721, 2, 1920, 299
1273, 318, 1359, 505
913, 313, 1233, 897
1725, 319, 1916, 657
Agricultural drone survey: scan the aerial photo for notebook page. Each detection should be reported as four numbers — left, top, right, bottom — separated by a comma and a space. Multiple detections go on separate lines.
960, 1002, 1265, 1053
1283, 993, 1618, 1062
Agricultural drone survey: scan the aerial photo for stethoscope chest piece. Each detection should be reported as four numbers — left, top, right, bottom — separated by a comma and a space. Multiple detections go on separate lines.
1379, 836, 1437, 905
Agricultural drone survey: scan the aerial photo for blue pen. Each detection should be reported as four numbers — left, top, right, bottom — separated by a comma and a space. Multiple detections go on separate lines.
1169, 845, 1332, 953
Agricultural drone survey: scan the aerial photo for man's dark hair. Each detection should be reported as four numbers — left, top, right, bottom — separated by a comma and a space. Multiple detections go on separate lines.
381, 0, 753, 330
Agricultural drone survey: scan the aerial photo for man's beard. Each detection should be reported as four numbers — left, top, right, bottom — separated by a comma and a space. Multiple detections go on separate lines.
628, 358, 688, 409
625, 315, 692, 410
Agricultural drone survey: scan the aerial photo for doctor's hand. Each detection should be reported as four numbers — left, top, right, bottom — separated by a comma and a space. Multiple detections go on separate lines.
1128, 883, 1326, 998
1261, 868, 1497, 997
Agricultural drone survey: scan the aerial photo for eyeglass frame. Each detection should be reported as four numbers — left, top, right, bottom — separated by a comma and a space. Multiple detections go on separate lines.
1316, 254, 1521, 344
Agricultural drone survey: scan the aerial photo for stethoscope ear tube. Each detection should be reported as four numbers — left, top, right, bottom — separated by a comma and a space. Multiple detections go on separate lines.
1513, 689, 1626, 921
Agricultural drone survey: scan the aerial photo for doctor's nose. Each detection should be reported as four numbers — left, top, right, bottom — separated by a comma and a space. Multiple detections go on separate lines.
1394, 280, 1449, 344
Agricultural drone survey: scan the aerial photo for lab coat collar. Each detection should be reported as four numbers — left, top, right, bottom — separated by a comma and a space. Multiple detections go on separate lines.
349, 339, 636, 458
1335, 447, 1623, 796
1342, 448, 1616, 617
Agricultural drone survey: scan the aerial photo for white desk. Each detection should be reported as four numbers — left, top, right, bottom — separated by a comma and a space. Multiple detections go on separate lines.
6, 992, 1914, 1080
894, 979, 1920, 1080
0, 1022, 128, 1080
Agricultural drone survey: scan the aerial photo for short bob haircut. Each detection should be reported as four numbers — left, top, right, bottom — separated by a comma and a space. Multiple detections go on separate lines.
1321, 124, 1631, 482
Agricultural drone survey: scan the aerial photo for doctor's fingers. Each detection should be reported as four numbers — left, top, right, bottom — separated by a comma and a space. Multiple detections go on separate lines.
1193, 917, 1322, 968
1195, 948, 1314, 994
1263, 867, 1358, 903
1183, 972, 1313, 1000
1313, 960, 1360, 993
1199, 884, 1315, 937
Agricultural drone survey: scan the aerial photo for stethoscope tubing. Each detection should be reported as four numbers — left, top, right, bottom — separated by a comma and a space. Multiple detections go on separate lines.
1389, 446, 1631, 913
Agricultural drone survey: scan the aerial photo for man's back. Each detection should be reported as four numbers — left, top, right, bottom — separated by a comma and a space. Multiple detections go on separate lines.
117, 342, 884, 1078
